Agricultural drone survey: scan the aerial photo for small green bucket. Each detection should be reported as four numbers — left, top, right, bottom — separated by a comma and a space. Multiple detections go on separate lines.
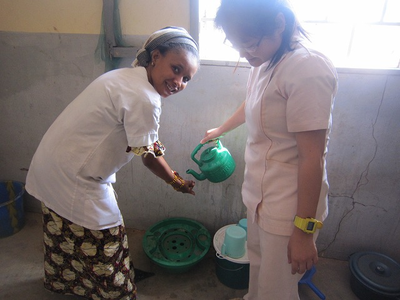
0, 180, 25, 238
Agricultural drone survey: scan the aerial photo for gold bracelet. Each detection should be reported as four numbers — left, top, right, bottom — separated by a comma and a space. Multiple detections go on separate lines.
167, 174, 178, 185
167, 170, 179, 184
167, 170, 185, 191
174, 180, 185, 191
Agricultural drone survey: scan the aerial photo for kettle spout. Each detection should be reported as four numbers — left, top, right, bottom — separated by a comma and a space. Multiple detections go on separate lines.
186, 169, 206, 181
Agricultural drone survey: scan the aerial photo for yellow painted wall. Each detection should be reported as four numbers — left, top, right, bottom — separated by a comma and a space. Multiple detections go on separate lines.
0, 0, 190, 35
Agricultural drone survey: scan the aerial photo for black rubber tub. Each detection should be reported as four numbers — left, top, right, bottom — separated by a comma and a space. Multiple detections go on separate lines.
349, 252, 400, 300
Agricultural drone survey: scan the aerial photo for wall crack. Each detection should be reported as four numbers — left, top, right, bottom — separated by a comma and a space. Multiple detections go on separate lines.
320, 76, 388, 256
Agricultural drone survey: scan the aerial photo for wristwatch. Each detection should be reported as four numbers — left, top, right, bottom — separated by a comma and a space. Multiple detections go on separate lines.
293, 216, 323, 234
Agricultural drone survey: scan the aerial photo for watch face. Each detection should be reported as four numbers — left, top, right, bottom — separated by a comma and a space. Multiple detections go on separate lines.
306, 222, 316, 231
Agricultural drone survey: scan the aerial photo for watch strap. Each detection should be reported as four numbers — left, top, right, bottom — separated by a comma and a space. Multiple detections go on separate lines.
293, 216, 323, 234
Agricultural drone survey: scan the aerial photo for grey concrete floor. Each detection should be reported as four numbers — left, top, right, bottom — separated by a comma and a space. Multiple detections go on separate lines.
0, 212, 360, 300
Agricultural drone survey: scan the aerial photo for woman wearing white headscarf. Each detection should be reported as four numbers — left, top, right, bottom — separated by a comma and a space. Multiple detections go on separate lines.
26, 27, 199, 300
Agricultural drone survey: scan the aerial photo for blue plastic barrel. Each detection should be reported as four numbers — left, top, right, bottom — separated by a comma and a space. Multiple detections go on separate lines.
0, 181, 25, 238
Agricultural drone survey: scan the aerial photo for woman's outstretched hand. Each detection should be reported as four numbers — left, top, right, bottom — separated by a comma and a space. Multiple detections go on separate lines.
168, 171, 196, 195
200, 128, 225, 144
179, 178, 196, 195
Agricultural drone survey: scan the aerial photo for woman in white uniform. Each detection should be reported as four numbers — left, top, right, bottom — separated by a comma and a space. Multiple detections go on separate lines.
200, 1, 338, 299
26, 27, 199, 300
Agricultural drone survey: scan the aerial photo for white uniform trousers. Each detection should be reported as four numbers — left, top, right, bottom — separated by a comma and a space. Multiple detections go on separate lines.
244, 212, 319, 300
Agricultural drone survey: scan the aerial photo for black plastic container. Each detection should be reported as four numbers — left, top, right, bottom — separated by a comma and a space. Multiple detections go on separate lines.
349, 252, 400, 300
215, 254, 249, 289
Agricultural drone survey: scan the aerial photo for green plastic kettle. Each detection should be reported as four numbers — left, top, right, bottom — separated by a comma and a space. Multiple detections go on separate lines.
186, 140, 236, 183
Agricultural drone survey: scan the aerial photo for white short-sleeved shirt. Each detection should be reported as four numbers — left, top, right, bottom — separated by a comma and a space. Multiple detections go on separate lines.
242, 43, 338, 236
26, 67, 161, 230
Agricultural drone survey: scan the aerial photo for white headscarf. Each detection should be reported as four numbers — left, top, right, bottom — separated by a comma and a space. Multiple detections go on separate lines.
132, 26, 198, 67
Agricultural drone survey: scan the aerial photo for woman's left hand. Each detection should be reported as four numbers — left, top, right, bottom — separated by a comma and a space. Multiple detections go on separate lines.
287, 229, 318, 275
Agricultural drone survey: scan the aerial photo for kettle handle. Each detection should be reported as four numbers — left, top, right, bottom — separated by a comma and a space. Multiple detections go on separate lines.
216, 139, 222, 149
191, 139, 220, 166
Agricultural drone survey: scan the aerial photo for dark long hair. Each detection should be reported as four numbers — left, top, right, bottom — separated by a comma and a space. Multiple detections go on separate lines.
215, 0, 308, 69
156, 42, 200, 65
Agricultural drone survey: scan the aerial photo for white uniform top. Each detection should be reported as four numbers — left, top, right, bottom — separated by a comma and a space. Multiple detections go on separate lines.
26, 67, 161, 230
242, 43, 338, 236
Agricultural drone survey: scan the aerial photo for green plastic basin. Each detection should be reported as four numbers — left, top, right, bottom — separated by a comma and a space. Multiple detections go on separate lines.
142, 217, 211, 273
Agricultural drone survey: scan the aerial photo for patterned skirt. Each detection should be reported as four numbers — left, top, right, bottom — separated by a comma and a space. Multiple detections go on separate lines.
41, 203, 137, 300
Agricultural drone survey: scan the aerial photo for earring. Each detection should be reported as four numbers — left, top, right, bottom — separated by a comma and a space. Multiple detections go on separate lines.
151, 61, 155, 66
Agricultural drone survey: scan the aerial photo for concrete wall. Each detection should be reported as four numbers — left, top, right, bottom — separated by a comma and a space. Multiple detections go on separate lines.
0, 1, 399, 262
318, 71, 400, 261
0, 0, 190, 35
